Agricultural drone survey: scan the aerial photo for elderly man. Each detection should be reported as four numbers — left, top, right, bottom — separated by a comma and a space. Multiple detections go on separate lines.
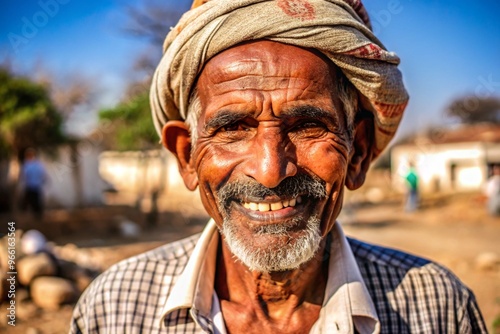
71, 0, 486, 333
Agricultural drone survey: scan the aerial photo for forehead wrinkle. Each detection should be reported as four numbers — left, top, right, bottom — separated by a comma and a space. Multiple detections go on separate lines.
213, 75, 320, 94
207, 58, 266, 82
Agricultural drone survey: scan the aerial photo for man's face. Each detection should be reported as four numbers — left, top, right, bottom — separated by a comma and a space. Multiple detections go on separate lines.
169, 41, 364, 272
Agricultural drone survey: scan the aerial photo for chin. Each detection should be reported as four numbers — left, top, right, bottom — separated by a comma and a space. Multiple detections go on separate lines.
220, 215, 322, 272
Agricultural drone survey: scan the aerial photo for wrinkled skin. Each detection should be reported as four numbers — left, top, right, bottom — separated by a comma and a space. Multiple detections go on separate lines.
162, 40, 373, 334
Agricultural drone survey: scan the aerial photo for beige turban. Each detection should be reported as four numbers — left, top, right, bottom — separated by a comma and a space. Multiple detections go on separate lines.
150, 0, 409, 157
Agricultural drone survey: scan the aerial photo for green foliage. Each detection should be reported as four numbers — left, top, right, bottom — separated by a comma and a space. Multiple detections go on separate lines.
99, 91, 158, 150
0, 68, 64, 159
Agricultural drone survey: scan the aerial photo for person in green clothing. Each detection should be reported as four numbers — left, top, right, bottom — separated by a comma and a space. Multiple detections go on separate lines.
405, 162, 419, 212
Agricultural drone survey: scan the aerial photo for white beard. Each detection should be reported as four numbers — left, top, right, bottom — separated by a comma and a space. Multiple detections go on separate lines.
220, 215, 322, 272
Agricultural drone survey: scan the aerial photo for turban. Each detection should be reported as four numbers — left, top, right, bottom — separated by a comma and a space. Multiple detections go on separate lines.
150, 0, 409, 157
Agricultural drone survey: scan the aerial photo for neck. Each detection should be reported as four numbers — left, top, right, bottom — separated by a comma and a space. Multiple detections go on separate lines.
215, 234, 330, 320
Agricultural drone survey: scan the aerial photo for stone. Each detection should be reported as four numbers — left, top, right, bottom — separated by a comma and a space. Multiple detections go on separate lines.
17, 252, 57, 286
21, 230, 48, 255
58, 259, 96, 293
16, 288, 30, 303
74, 274, 94, 293
0, 230, 23, 271
30, 277, 77, 310
16, 301, 40, 321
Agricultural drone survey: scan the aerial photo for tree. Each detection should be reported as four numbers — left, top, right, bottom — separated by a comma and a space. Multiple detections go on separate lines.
0, 67, 65, 160
98, 92, 157, 151
96, 2, 188, 151
445, 95, 500, 124
123, 1, 189, 46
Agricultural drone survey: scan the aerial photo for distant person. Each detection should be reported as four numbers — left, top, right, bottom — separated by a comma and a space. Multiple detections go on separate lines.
484, 164, 500, 216
404, 162, 419, 212
20, 148, 47, 219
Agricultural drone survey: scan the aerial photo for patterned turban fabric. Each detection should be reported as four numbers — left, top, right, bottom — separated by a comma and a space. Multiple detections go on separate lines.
150, 0, 409, 157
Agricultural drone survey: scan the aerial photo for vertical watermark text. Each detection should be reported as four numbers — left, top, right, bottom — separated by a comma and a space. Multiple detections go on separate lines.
5, 221, 17, 327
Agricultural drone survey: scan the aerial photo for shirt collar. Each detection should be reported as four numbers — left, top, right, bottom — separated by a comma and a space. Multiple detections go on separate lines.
161, 219, 219, 325
161, 220, 380, 333
314, 223, 380, 333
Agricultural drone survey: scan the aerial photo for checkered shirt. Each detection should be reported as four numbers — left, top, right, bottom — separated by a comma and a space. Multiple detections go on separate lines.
70, 223, 487, 334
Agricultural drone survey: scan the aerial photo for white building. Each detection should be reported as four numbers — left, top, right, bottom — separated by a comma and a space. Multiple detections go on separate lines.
391, 124, 500, 193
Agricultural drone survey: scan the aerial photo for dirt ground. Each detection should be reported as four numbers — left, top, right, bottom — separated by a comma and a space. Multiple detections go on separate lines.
1, 192, 499, 334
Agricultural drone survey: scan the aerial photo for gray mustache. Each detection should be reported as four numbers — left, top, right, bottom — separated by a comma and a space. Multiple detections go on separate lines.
217, 174, 327, 211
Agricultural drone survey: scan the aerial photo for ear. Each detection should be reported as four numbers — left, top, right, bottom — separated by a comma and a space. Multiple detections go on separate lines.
162, 121, 198, 191
345, 114, 374, 190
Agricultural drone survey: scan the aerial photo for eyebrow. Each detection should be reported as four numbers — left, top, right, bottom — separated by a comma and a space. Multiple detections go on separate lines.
204, 110, 249, 132
284, 106, 340, 125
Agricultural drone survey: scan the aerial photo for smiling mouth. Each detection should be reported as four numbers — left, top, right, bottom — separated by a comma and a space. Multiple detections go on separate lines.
241, 196, 303, 212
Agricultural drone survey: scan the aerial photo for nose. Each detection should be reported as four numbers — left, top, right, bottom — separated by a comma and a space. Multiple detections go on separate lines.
244, 128, 297, 189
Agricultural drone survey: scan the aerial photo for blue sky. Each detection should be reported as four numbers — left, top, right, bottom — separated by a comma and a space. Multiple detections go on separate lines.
1, 0, 499, 139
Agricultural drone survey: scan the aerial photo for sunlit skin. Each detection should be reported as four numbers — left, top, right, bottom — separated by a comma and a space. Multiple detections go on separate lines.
162, 41, 373, 334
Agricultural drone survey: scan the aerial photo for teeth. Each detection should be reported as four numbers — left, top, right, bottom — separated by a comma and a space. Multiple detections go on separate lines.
258, 203, 270, 212
243, 197, 301, 212
270, 202, 283, 210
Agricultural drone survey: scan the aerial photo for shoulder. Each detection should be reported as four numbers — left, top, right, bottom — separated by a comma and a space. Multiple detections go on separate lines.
70, 233, 201, 333
348, 238, 487, 333
108, 232, 200, 272
348, 236, 466, 291
349, 237, 431, 271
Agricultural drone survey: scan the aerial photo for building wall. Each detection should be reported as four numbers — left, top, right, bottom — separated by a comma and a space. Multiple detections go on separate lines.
98, 150, 204, 213
39, 144, 105, 208
391, 142, 500, 194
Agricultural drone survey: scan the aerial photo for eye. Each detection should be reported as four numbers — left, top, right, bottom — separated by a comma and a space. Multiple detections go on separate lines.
293, 120, 329, 132
220, 122, 249, 132
212, 119, 257, 141
296, 121, 326, 129
289, 119, 329, 139
217, 117, 258, 134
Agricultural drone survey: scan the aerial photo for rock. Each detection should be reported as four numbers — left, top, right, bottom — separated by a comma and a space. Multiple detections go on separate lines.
475, 252, 499, 271
30, 277, 77, 310
16, 302, 40, 321
58, 259, 79, 278
53, 243, 101, 270
17, 253, 57, 286
16, 288, 30, 303
58, 259, 96, 293
21, 230, 47, 255
74, 273, 94, 293
0, 229, 23, 271
0, 309, 7, 326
